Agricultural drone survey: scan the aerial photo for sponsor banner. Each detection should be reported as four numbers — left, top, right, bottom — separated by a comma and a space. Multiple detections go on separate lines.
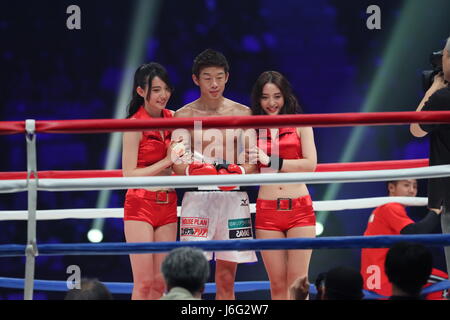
181, 217, 209, 227
228, 218, 251, 229
229, 227, 253, 239
181, 217, 209, 238
240, 198, 249, 206
180, 227, 208, 238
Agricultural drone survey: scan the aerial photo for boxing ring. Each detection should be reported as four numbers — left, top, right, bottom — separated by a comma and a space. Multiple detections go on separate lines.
2, 111, 450, 300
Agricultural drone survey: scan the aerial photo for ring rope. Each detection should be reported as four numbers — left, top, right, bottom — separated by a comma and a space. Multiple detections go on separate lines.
1, 234, 450, 257
2, 112, 448, 300
0, 159, 429, 180
0, 197, 428, 221
0, 165, 449, 193
0, 277, 269, 295
1, 111, 450, 134
0, 276, 446, 298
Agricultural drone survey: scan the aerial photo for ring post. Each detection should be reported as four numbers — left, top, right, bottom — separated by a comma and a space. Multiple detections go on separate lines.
24, 119, 38, 300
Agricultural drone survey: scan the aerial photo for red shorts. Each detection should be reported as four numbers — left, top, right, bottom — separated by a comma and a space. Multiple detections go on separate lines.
124, 189, 178, 228
255, 195, 316, 232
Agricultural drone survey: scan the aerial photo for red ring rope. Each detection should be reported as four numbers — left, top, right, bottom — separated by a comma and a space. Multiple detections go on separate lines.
0, 121, 25, 135
0, 159, 428, 180
0, 111, 450, 134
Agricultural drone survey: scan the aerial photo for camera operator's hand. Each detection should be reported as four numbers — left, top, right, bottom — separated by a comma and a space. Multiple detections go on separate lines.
412, 71, 449, 138
429, 72, 448, 94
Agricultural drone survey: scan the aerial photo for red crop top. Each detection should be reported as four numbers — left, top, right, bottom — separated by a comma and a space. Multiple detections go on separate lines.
130, 106, 173, 168
257, 128, 303, 159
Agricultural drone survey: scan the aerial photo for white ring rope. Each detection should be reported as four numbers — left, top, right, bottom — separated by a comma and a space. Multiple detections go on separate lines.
0, 196, 428, 221
0, 165, 449, 193
0, 180, 27, 194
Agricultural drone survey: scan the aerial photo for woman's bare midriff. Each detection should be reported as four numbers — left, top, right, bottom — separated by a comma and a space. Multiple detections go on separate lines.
257, 183, 309, 200
144, 167, 174, 192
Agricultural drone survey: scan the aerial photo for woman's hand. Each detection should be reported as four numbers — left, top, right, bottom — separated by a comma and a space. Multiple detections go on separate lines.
289, 276, 310, 300
166, 137, 186, 164
428, 72, 448, 93
248, 146, 270, 166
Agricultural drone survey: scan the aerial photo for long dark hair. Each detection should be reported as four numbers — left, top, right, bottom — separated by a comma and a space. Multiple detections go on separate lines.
250, 71, 303, 115
126, 62, 173, 118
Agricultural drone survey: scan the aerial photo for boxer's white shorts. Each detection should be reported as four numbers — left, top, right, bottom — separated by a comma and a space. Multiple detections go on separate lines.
180, 191, 257, 263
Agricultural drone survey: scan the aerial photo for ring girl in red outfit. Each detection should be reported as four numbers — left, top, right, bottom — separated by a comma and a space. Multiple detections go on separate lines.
122, 63, 185, 300
249, 71, 317, 300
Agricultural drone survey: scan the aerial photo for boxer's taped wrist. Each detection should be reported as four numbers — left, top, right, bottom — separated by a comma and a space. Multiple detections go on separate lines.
238, 166, 245, 175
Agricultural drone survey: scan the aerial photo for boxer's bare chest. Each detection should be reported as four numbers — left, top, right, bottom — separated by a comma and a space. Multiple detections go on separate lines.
189, 106, 240, 163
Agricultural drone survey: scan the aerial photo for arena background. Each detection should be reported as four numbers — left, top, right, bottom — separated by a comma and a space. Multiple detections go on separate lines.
0, 0, 449, 299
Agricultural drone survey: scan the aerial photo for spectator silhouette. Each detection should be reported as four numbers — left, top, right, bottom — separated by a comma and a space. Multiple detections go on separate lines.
289, 267, 363, 300
361, 179, 443, 297
323, 266, 364, 300
159, 247, 210, 300
65, 278, 113, 300
385, 242, 433, 300
314, 272, 327, 300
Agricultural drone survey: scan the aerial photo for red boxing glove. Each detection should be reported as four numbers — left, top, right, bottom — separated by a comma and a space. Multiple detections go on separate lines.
186, 162, 218, 176
216, 164, 245, 191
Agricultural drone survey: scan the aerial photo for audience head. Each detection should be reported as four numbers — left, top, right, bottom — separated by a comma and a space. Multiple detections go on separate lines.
161, 247, 210, 296
385, 241, 432, 297
323, 266, 364, 300
386, 179, 417, 197
65, 278, 113, 300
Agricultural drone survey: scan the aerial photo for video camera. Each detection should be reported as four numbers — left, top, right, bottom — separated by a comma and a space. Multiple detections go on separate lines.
422, 50, 443, 92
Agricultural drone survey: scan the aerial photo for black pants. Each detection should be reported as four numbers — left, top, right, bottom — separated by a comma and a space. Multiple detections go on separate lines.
441, 204, 450, 275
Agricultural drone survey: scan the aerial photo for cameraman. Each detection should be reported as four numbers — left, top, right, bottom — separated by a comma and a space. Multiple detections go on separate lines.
410, 36, 450, 275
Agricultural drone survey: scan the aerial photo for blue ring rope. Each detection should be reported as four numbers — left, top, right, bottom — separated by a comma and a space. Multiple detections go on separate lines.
2, 235, 449, 298
0, 277, 447, 298
0, 277, 270, 294
1, 234, 450, 257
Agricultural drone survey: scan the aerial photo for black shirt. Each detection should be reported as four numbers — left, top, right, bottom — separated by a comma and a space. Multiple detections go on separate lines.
419, 87, 450, 208
389, 295, 423, 300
